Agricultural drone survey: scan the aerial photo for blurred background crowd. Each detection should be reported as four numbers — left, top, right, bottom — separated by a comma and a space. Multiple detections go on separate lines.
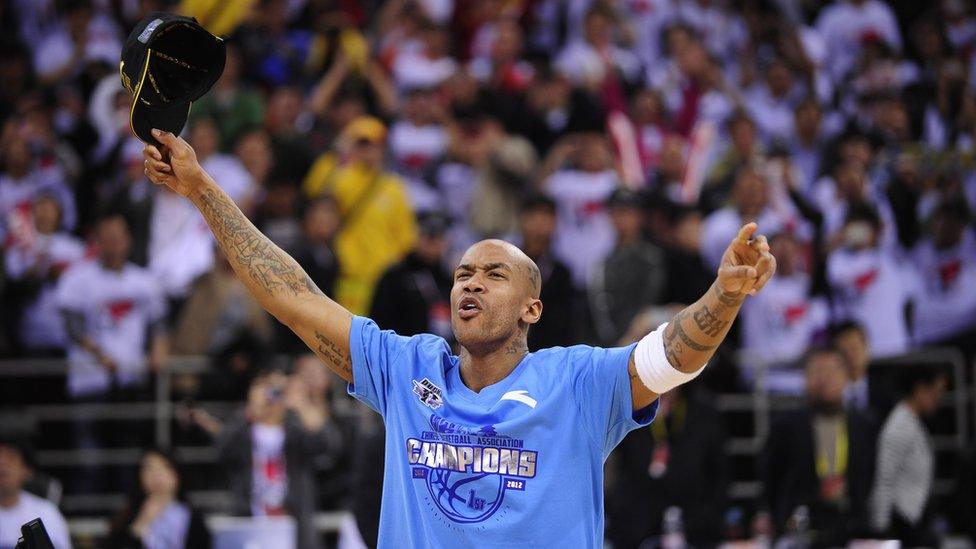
1, 0, 976, 547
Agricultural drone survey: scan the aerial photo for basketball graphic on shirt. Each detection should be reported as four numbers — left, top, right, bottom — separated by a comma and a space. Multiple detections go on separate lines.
427, 469, 505, 523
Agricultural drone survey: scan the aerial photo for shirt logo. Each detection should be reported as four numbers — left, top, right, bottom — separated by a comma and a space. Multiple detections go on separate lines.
500, 390, 537, 409
412, 378, 444, 410
405, 414, 538, 524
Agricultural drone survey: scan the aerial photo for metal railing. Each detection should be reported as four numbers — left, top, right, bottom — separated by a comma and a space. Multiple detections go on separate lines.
1, 349, 973, 514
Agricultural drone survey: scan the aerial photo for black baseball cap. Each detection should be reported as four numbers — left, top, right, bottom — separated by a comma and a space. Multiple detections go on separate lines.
120, 12, 226, 147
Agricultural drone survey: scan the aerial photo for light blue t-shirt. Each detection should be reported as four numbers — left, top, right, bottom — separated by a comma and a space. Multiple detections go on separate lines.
346, 316, 658, 548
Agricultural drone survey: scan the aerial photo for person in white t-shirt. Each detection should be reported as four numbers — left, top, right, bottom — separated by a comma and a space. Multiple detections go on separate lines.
812, 158, 896, 248
740, 230, 829, 391
544, 133, 621, 288
0, 439, 71, 549
554, 3, 642, 87
3, 194, 85, 354
701, 167, 797, 271
0, 133, 76, 246
744, 58, 806, 143
388, 87, 449, 211
911, 200, 976, 350
56, 215, 169, 399
814, 0, 902, 83
826, 204, 918, 358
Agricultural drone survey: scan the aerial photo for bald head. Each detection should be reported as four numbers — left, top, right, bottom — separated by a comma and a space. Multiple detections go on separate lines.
451, 239, 544, 352
461, 240, 541, 298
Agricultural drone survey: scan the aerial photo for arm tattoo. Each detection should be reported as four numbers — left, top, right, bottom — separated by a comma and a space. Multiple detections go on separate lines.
315, 331, 352, 377
197, 187, 324, 298
692, 304, 729, 337
711, 284, 744, 313
664, 343, 684, 369
665, 311, 717, 352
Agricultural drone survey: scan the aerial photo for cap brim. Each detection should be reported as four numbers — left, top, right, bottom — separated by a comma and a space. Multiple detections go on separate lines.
130, 99, 191, 147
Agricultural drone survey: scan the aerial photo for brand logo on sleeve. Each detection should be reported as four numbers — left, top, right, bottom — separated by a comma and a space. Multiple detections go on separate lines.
412, 378, 444, 410
404, 414, 539, 524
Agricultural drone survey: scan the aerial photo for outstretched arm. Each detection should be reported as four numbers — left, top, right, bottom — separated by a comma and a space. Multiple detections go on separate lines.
143, 129, 355, 382
629, 223, 776, 410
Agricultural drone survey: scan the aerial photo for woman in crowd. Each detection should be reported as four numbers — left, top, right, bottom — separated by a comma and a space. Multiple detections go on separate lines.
107, 449, 210, 549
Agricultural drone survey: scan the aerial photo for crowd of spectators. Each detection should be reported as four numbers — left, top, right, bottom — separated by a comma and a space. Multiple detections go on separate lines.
2, 0, 976, 546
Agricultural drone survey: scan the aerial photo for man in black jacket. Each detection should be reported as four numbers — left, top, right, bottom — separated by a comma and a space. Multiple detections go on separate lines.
606, 386, 729, 546
762, 346, 878, 545
369, 211, 453, 342
516, 194, 575, 350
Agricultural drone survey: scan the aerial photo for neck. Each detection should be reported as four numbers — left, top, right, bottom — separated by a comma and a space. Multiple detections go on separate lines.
459, 336, 529, 393
149, 491, 176, 504
0, 491, 20, 508
904, 395, 925, 415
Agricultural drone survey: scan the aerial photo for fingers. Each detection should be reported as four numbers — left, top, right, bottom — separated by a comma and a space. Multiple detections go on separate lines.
735, 222, 758, 244
144, 157, 171, 173
719, 264, 757, 280
143, 144, 163, 161
151, 128, 179, 148
750, 234, 769, 254
144, 161, 173, 186
751, 251, 777, 295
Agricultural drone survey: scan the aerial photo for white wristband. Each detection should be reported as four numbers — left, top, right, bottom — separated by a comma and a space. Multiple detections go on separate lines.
633, 322, 706, 394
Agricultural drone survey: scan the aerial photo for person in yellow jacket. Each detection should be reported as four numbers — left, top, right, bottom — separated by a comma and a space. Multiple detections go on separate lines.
303, 117, 417, 315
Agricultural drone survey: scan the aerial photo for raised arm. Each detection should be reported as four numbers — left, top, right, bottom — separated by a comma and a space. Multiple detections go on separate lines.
629, 223, 776, 410
143, 129, 355, 382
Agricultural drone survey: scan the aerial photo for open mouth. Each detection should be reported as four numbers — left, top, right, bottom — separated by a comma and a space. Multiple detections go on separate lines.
457, 296, 483, 319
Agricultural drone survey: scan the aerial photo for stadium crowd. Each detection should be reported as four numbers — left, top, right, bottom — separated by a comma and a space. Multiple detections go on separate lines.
1, 0, 976, 546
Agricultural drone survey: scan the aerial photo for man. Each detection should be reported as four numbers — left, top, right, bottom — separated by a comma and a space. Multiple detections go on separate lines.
762, 347, 877, 544
830, 321, 876, 413
302, 116, 418, 315
740, 230, 829, 391
826, 203, 916, 358
589, 189, 667, 346
370, 212, 454, 342
55, 214, 169, 492
279, 196, 341, 354
142, 128, 775, 546
544, 132, 620, 288
870, 365, 948, 544
516, 194, 574, 350
0, 439, 72, 549
55, 215, 169, 400
3, 194, 85, 356
911, 200, 976, 357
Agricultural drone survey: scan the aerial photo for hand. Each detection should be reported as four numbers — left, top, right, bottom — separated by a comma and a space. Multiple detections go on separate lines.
716, 222, 776, 297
131, 494, 171, 536
93, 350, 118, 374
147, 344, 169, 373
143, 129, 206, 198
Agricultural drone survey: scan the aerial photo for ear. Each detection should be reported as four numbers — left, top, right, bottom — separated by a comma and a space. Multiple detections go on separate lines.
521, 298, 543, 325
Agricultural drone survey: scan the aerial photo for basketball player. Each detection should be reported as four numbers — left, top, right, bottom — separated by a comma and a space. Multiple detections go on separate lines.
143, 128, 775, 546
